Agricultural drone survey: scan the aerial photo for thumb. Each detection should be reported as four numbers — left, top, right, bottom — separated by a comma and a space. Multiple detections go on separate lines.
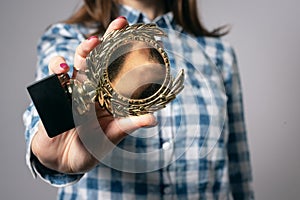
76, 113, 157, 161
117, 114, 158, 133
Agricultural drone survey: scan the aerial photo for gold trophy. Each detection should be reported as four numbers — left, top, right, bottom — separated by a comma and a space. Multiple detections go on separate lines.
27, 23, 184, 137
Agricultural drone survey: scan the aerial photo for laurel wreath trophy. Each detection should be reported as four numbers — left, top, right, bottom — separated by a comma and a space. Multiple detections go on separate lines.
27, 23, 184, 138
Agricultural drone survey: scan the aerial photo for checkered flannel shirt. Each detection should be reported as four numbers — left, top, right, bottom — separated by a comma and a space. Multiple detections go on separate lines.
23, 5, 254, 200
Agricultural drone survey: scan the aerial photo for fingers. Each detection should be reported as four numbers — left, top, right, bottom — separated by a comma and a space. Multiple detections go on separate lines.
120, 114, 158, 130
103, 16, 128, 38
48, 56, 70, 75
74, 16, 129, 72
74, 36, 101, 72
48, 17, 129, 75
105, 114, 158, 144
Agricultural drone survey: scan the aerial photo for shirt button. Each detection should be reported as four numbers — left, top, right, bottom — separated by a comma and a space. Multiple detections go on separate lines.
156, 20, 167, 28
162, 141, 172, 150
164, 186, 172, 194
162, 141, 170, 150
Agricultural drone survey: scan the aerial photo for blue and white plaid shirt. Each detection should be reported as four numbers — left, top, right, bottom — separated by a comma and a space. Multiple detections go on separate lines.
23, 5, 254, 200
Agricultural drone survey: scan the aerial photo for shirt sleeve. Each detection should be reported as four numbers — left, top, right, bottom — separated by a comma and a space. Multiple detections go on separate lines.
23, 23, 87, 186
225, 47, 255, 199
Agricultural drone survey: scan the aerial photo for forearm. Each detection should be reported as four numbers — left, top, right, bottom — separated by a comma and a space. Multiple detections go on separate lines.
24, 104, 84, 186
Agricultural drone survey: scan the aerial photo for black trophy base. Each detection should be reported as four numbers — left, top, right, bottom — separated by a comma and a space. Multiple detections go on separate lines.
27, 74, 75, 138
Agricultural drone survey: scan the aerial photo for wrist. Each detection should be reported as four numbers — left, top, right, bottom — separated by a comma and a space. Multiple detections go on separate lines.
31, 126, 61, 172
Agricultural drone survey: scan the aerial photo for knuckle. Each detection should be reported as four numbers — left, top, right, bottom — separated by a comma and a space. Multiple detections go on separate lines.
76, 43, 90, 56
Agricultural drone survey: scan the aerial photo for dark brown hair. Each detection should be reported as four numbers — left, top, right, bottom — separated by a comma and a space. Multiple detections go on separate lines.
65, 0, 228, 37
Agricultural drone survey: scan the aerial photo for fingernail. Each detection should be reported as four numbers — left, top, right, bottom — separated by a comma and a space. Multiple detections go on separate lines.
152, 119, 159, 126
60, 63, 68, 69
147, 114, 158, 127
116, 16, 126, 20
87, 35, 98, 40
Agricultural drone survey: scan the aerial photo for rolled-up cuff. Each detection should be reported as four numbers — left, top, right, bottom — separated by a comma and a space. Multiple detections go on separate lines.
26, 127, 83, 187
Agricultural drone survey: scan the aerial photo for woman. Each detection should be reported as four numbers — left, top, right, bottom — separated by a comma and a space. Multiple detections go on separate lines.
24, 0, 254, 199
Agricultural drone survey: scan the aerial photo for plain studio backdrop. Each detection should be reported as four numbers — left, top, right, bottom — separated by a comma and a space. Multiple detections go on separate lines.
0, 0, 299, 199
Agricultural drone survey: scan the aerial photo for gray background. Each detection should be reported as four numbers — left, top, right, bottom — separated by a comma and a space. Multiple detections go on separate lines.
0, 0, 299, 199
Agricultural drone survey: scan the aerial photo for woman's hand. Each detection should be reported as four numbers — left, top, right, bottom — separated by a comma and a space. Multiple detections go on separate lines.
31, 17, 157, 174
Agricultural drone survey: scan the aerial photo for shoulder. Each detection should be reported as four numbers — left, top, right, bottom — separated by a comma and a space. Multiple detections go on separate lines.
37, 22, 100, 49
39, 23, 93, 43
195, 36, 238, 82
36, 23, 97, 57
35, 23, 95, 77
197, 36, 237, 69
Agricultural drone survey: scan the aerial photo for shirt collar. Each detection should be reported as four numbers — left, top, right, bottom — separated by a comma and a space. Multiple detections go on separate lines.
118, 4, 183, 32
